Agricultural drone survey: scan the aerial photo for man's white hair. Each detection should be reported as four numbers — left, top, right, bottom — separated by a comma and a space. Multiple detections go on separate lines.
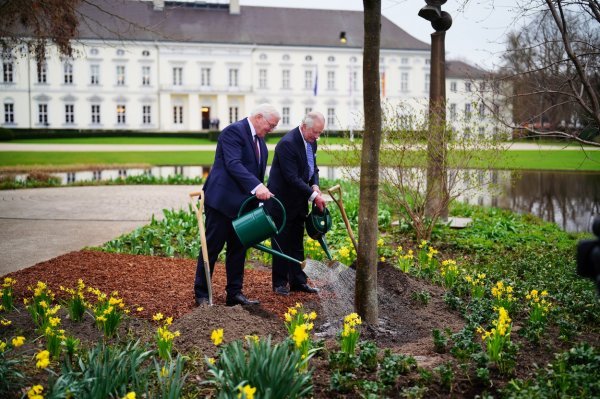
251, 103, 280, 120
302, 111, 325, 128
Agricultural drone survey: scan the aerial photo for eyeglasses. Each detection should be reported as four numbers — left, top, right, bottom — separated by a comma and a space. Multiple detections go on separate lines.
263, 116, 278, 130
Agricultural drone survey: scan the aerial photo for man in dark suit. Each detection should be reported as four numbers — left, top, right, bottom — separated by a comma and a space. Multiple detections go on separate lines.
194, 104, 280, 306
268, 111, 327, 296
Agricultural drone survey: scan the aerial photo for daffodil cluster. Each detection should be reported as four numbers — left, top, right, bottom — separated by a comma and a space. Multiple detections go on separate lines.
59, 279, 87, 322
154, 314, 180, 360
395, 246, 414, 273
417, 240, 439, 274
339, 312, 362, 356
44, 323, 66, 359
283, 302, 316, 335
336, 237, 357, 265
376, 237, 390, 262
491, 281, 515, 312
24, 281, 59, 331
477, 306, 512, 364
464, 272, 487, 298
439, 259, 460, 288
91, 289, 128, 338
526, 289, 552, 324
284, 303, 316, 371
1, 276, 17, 311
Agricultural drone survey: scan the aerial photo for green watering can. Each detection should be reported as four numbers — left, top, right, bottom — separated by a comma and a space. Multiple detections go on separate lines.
233, 196, 306, 268
305, 203, 333, 260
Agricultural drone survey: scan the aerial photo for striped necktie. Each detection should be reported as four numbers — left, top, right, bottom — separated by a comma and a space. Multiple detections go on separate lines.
306, 141, 314, 179
254, 135, 260, 163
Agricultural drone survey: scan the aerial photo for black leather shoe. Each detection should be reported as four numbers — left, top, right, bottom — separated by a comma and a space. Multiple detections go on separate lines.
273, 286, 290, 296
290, 283, 319, 293
226, 293, 260, 306
195, 297, 209, 306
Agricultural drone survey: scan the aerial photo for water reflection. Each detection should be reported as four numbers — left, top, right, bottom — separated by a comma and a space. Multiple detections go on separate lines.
13, 166, 208, 185
316, 167, 600, 233
502, 171, 600, 233
4, 166, 599, 233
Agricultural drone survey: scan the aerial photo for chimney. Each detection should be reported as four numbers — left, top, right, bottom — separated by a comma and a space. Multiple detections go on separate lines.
153, 0, 164, 11
230, 0, 240, 15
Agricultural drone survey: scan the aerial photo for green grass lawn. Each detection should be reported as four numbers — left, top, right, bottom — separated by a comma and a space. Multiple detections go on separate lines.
1, 149, 599, 171
8, 135, 352, 145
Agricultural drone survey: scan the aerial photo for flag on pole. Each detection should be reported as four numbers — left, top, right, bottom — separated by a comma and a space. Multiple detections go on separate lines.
380, 70, 386, 98
313, 67, 318, 96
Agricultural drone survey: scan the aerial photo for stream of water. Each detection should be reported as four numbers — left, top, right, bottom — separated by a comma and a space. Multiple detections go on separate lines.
303, 259, 356, 337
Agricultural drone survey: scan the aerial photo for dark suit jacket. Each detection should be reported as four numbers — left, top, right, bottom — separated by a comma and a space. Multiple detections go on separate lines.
203, 118, 268, 218
268, 127, 319, 221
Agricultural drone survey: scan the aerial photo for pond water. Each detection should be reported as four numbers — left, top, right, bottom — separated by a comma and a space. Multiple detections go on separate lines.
5, 166, 600, 233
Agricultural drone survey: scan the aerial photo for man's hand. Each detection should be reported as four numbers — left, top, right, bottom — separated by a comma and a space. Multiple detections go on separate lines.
255, 185, 273, 200
314, 194, 326, 212
312, 185, 321, 196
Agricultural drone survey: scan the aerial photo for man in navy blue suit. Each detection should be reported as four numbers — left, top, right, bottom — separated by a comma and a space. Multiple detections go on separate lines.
268, 111, 327, 296
194, 104, 280, 306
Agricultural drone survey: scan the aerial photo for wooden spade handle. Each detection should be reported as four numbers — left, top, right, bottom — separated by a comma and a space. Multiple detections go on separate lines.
327, 185, 358, 254
189, 190, 212, 305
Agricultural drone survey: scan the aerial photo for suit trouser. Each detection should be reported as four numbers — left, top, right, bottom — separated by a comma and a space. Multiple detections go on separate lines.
272, 213, 308, 289
194, 205, 247, 299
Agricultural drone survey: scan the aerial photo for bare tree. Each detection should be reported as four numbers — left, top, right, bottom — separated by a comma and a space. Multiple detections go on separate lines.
0, 0, 81, 63
355, 0, 383, 325
377, 102, 507, 242
0, 0, 172, 64
493, 0, 600, 145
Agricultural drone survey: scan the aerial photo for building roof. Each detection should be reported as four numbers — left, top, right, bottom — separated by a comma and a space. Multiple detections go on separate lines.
446, 60, 488, 79
75, 0, 430, 51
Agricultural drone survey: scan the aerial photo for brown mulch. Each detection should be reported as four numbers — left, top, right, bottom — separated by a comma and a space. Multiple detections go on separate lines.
3, 250, 474, 396
4, 250, 467, 357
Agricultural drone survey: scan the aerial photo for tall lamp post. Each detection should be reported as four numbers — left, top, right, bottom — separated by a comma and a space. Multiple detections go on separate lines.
419, 0, 452, 220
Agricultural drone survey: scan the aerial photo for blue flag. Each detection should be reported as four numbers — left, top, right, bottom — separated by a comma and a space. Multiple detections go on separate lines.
313, 68, 318, 96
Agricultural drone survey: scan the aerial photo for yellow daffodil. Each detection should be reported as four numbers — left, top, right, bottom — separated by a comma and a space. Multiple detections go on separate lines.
292, 324, 308, 348
211, 328, 224, 346
238, 384, 257, 399
27, 384, 44, 399
153, 312, 164, 322
11, 336, 25, 347
35, 350, 50, 368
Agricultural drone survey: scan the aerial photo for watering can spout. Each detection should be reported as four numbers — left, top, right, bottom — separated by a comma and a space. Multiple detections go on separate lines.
317, 236, 333, 260
254, 244, 304, 268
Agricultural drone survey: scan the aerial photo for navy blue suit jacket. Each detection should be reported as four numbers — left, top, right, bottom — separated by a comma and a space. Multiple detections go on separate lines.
203, 118, 268, 218
268, 127, 319, 221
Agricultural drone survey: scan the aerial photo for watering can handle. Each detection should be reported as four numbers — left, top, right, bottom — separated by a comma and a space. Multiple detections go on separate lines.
237, 195, 287, 236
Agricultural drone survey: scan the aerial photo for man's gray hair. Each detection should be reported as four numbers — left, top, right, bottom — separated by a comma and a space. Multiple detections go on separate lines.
302, 111, 325, 128
251, 103, 280, 120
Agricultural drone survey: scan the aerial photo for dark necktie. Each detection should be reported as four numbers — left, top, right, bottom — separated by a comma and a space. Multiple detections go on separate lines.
254, 135, 260, 163
306, 141, 314, 179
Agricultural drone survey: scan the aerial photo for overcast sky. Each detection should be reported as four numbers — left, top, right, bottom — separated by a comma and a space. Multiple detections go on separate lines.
234, 0, 522, 70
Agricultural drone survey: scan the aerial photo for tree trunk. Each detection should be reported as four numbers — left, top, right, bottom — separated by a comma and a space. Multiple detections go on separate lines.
425, 31, 449, 220
356, 0, 382, 325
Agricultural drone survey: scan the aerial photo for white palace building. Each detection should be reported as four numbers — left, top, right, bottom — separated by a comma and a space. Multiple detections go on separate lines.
0, 0, 506, 135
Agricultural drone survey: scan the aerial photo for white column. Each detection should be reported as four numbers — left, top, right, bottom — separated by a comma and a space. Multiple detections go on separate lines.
189, 94, 200, 131
217, 93, 228, 127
